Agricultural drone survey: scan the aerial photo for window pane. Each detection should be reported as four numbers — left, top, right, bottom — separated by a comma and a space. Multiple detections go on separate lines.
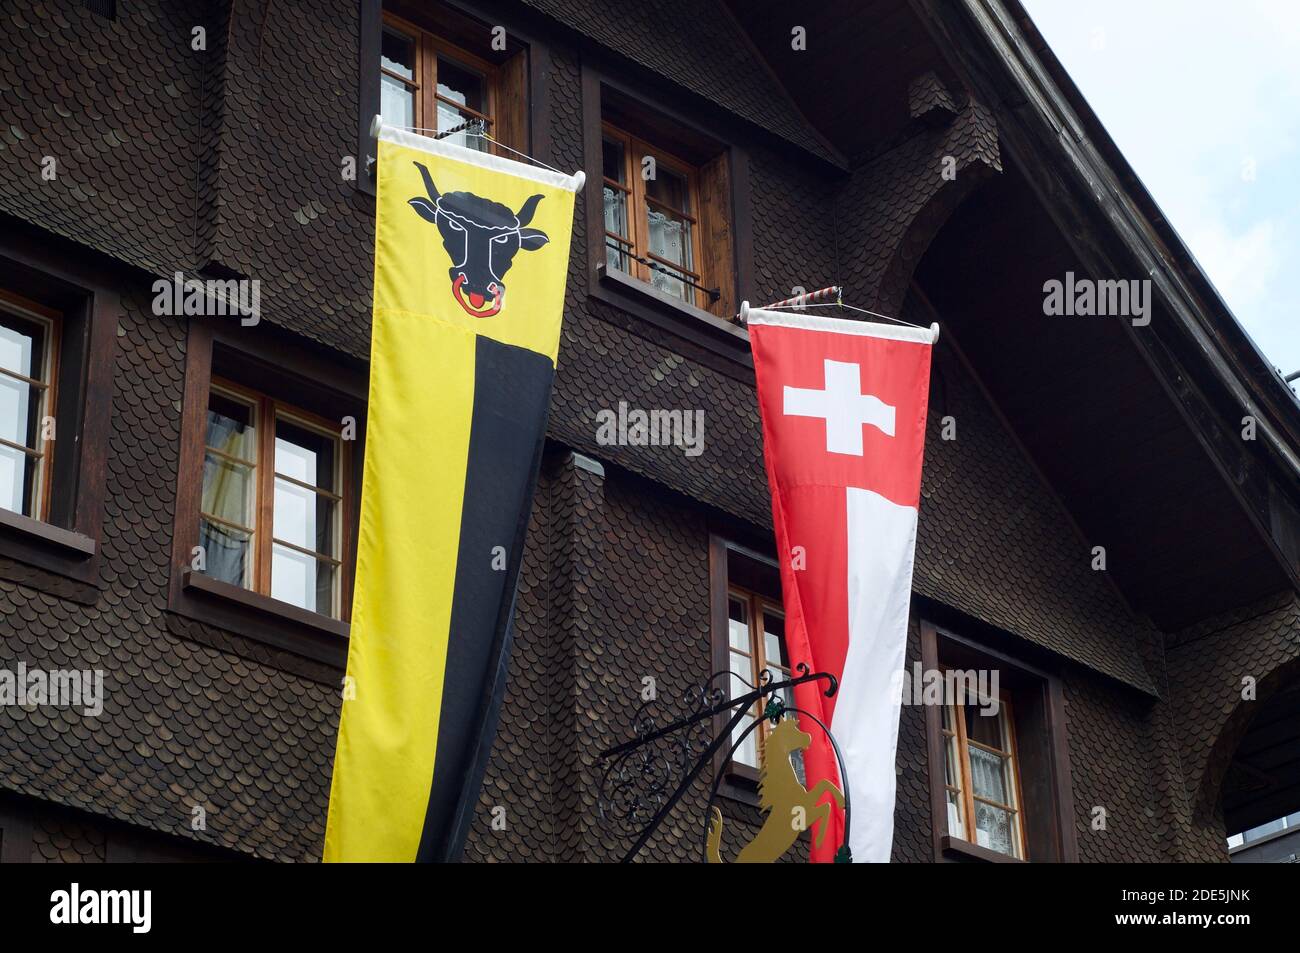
790, 739, 806, 786
602, 137, 625, 184
646, 217, 693, 299
0, 373, 37, 447
275, 418, 336, 493
763, 609, 787, 668
200, 517, 251, 588
380, 28, 415, 80
382, 75, 415, 130
946, 790, 966, 838
646, 164, 688, 213
604, 222, 631, 273
732, 711, 757, 768
201, 453, 254, 528
0, 314, 49, 520
968, 744, 1011, 805
206, 392, 255, 461
0, 313, 44, 379
943, 732, 962, 788
727, 596, 749, 651
645, 167, 695, 301
437, 58, 483, 112
274, 477, 336, 555
271, 543, 335, 616
0, 443, 37, 516
436, 57, 487, 151
728, 656, 751, 699
974, 800, 1017, 857
963, 702, 1004, 750
380, 27, 416, 130
602, 138, 630, 271
604, 199, 630, 272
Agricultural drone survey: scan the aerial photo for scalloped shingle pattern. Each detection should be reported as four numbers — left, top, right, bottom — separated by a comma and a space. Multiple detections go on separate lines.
520, 0, 837, 164
0, 291, 340, 862
1164, 595, 1300, 860
31, 812, 107, 862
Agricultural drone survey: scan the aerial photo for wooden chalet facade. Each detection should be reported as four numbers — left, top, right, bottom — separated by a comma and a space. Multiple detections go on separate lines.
0, 0, 1297, 863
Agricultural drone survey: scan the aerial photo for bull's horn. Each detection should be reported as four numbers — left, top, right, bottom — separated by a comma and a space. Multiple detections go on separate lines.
515, 193, 545, 226
413, 161, 440, 202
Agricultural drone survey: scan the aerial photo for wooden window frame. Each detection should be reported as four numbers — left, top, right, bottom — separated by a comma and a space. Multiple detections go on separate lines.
0, 240, 116, 595
359, 1, 538, 196
725, 585, 792, 773
202, 378, 352, 622
709, 533, 787, 796
169, 319, 366, 669
601, 122, 707, 310
382, 11, 499, 147
940, 674, 1028, 860
921, 619, 1079, 863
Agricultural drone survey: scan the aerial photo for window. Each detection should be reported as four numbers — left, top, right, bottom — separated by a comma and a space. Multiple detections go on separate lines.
589, 86, 740, 326
0, 296, 57, 521
360, 3, 530, 195
200, 382, 348, 619
710, 535, 803, 792
922, 621, 1078, 862
381, 13, 496, 152
602, 124, 706, 307
940, 681, 1026, 859
0, 248, 115, 589
726, 586, 800, 777
171, 321, 363, 666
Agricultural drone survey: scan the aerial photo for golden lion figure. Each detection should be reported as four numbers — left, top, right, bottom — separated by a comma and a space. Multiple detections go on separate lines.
706, 716, 846, 863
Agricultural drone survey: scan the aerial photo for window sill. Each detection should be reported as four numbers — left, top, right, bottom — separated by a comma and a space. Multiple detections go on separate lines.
0, 506, 100, 599
592, 264, 753, 373
173, 569, 349, 668
941, 834, 1024, 863
0, 507, 96, 559
714, 760, 767, 808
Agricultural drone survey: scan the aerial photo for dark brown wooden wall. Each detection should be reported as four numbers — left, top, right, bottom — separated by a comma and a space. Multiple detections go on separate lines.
0, 0, 1290, 863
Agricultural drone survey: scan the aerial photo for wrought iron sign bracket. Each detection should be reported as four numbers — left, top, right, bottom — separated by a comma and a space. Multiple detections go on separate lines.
597, 663, 851, 863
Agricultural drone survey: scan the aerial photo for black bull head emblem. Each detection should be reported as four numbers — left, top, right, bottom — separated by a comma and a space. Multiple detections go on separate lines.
408, 161, 549, 317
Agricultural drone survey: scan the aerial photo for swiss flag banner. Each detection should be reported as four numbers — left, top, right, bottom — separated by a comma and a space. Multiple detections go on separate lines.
748, 308, 936, 863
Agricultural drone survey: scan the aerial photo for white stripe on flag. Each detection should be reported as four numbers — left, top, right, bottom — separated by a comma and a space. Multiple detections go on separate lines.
840, 485, 919, 862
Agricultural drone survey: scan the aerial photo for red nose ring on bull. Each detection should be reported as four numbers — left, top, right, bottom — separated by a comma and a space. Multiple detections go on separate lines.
453, 274, 503, 317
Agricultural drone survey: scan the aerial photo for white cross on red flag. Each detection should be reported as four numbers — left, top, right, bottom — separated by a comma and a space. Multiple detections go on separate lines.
748, 307, 937, 863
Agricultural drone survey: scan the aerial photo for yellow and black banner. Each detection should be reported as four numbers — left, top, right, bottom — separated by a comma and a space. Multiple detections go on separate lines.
323, 125, 581, 861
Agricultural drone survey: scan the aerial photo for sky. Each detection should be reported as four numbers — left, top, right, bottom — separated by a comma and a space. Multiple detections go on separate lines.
1022, 0, 1300, 389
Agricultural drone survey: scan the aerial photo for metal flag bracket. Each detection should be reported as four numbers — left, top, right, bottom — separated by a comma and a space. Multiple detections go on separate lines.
738, 285, 939, 343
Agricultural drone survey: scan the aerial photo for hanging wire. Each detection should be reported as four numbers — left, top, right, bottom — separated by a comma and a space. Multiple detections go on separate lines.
389, 118, 568, 176
779, 300, 931, 331
737, 288, 930, 332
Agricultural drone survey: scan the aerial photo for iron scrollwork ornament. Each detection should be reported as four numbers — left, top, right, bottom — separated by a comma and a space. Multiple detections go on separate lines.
597, 663, 853, 863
